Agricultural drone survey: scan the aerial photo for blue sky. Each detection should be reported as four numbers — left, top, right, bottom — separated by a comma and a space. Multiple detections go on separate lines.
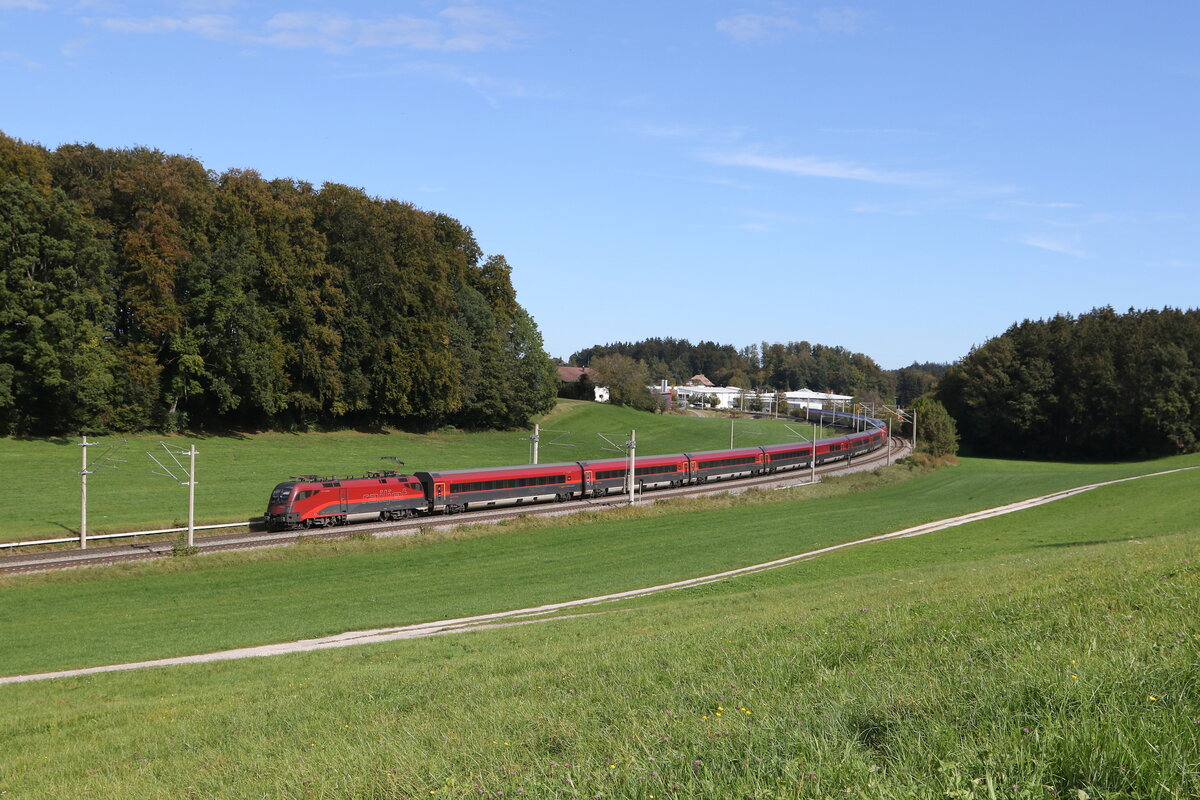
3, 1, 1198, 369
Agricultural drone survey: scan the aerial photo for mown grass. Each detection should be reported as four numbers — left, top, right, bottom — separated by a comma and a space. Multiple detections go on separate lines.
0, 401, 838, 541
3, 454, 1197, 677
0, 455, 1197, 798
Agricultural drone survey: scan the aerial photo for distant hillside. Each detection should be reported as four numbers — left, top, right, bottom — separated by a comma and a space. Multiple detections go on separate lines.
0, 132, 557, 435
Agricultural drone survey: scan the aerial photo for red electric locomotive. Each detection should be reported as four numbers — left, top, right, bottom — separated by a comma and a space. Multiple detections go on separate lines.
265, 471, 427, 530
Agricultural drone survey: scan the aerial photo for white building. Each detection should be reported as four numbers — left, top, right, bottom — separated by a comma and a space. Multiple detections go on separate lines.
658, 383, 853, 413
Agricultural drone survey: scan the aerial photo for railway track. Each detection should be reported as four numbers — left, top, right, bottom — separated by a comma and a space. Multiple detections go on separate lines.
0, 435, 910, 576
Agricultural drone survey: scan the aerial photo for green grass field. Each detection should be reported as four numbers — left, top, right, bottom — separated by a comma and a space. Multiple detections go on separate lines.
0, 402, 840, 542
2, 400, 1200, 800
2, 409, 1197, 798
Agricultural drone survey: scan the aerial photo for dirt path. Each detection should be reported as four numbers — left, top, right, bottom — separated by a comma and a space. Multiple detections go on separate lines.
3, 465, 1193, 686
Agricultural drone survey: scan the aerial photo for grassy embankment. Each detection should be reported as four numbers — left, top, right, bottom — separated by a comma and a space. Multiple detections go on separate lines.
0, 401, 839, 542
1, 452, 1198, 797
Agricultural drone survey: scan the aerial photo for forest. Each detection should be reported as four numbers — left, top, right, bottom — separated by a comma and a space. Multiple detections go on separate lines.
0, 132, 558, 436
938, 307, 1200, 459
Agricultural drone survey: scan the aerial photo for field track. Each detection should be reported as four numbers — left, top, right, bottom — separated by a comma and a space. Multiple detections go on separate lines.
4, 463, 1193, 686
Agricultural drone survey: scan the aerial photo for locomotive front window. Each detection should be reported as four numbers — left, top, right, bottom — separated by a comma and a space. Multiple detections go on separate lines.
270, 486, 293, 504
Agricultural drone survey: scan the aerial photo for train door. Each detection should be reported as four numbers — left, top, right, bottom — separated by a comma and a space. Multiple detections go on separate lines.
583, 470, 593, 494
339, 488, 349, 514
434, 482, 446, 509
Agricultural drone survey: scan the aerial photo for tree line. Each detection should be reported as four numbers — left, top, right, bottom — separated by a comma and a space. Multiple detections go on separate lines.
938, 307, 1200, 459
569, 336, 943, 404
0, 132, 558, 436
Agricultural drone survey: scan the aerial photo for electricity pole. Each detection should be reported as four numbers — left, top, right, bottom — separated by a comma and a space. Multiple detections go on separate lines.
147, 443, 199, 548
80, 436, 97, 549
812, 422, 818, 484
596, 429, 637, 506
78, 436, 125, 549
627, 429, 637, 505
523, 425, 573, 465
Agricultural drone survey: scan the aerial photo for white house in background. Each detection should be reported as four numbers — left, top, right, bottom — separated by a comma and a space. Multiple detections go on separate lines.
671, 384, 743, 410
557, 366, 611, 403
657, 383, 854, 413
782, 389, 854, 413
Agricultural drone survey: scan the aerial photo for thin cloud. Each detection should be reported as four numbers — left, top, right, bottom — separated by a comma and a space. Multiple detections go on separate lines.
403, 60, 559, 105
716, 7, 866, 42
0, 49, 41, 68
1018, 235, 1086, 258
1009, 200, 1080, 209
813, 7, 866, 33
851, 201, 922, 216
629, 121, 750, 143
820, 127, 930, 136
98, 14, 239, 39
92, 4, 526, 53
703, 149, 941, 188
716, 13, 802, 43
0, 0, 47, 9
61, 36, 92, 58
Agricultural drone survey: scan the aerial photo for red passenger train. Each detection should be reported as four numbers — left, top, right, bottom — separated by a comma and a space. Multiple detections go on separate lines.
264, 414, 889, 531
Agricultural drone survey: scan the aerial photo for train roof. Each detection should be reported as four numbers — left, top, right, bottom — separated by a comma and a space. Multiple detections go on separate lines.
284, 473, 417, 486
684, 446, 765, 459
415, 460, 584, 479
760, 440, 814, 451
579, 453, 687, 467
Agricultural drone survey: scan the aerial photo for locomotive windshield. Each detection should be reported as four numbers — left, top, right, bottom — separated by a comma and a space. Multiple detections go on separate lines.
269, 484, 294, 505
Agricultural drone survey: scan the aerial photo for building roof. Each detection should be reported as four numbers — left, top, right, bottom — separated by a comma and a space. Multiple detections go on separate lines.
688, 373, 715, 387
557, 366, 591, 383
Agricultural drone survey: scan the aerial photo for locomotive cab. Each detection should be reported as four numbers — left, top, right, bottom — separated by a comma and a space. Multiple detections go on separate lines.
265, 481, 302, 530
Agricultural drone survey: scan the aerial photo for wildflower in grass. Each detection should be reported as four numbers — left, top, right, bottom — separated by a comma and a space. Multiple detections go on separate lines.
1149, 695, 1158, 701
